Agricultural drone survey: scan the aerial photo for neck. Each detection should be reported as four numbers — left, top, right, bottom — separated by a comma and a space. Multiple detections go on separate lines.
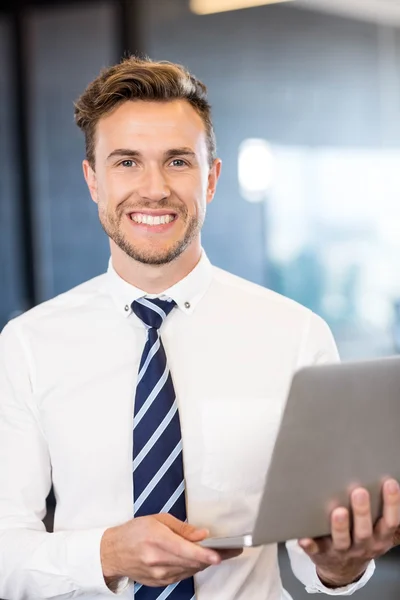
110, 240, 202, 293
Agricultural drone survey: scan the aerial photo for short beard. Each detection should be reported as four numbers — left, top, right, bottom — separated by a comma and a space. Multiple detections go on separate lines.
98, 205, 202, 266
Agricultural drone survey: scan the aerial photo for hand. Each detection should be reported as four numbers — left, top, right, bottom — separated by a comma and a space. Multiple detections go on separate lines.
298, 478, 400, 588
393, 524, 400, 546
101, 513, 242, 587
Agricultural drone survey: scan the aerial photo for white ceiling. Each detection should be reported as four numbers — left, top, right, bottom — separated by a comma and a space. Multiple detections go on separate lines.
294, 0, 400, 27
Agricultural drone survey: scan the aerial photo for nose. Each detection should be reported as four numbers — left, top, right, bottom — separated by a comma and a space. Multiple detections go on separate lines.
137, 165, 171, 202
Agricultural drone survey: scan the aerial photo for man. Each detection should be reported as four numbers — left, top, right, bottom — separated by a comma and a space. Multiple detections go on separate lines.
0, 56, 399, 600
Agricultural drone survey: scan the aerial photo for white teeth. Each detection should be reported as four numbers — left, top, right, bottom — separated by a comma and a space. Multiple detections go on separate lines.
131, 213, 174, 225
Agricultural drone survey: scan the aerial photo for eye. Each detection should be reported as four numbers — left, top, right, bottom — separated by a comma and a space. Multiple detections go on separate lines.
170, 159, 188, 167
119, 159, 136, 168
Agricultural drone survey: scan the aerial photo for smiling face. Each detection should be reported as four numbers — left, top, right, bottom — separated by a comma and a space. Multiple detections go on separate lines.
83, 99, 221, 267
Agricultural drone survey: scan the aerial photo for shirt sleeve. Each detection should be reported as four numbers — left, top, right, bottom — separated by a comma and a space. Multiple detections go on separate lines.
0, 321, 129, 599
285, 539, 375, 595
296, 310, 340, 370
287, 311, 375, 595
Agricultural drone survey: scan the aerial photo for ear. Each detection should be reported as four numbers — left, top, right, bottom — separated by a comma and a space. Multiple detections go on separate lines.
82, 160, 98, 204
206, 159, 222, 205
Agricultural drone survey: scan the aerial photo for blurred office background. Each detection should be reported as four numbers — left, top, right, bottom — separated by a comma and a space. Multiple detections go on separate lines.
1, 0, 400, 597
3, 0, 400, 360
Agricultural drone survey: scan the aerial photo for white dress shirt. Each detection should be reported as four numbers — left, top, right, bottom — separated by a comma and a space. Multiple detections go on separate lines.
0, 251, 374, 600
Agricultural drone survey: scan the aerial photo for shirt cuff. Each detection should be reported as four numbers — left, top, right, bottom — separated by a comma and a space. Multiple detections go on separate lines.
305, 560, 375, 595
64, 527, 130, 595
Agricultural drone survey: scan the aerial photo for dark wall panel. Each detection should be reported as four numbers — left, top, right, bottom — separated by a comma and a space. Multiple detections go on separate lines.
0, 18, 25, 328
28, 1, 118, 302
139, 1, 388, 286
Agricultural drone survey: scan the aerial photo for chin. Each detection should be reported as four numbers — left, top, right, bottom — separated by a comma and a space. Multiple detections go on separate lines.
133, 252, 180, 266
122, 242, 183, 265
111, 223, 195, 265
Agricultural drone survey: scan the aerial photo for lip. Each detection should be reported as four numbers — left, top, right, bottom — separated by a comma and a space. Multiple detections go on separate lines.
128, 210, 177, 217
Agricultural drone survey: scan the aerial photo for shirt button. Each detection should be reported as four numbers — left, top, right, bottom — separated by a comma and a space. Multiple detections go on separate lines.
124, 305, 129, 312
184, 301, 191, 309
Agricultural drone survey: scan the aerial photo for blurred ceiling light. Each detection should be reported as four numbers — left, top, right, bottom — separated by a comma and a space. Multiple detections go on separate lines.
238, 139, 275, 203
190, 0, 293, 15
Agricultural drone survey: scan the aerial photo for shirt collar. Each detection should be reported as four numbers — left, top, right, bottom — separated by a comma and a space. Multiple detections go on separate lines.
106, 251, 213, 318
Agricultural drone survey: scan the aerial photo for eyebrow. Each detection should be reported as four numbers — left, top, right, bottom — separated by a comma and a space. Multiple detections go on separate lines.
106, 147, 197, 162
165, 147, 196, 160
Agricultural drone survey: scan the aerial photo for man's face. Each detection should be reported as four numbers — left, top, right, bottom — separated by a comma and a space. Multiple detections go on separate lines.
83, 99, 221, 265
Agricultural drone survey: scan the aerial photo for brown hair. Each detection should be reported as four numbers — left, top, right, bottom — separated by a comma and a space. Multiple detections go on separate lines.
74, 55, 216, 169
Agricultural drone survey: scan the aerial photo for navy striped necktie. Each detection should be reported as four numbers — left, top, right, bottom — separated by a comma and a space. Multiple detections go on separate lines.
131, 297, 195, 600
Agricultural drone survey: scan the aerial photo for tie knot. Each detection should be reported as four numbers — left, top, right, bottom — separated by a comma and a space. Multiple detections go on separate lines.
131, 297, 176, 329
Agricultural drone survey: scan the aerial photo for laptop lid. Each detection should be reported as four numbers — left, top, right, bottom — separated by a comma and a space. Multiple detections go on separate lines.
252, 356, 400, 546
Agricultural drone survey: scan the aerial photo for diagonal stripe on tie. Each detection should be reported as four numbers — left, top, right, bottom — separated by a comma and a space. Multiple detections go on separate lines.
133, 421, 180, 498
133, 378, 178, 462
134, 364, 170, 427
156, 582, 179, 600
134, 442, 182, 512
161, 480, 185, 513
133, 401, 178, 471
137, 335, 161, 384
135, 580, 195, 600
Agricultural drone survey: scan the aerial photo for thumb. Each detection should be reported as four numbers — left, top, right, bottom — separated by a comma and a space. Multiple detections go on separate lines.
185, 527, 210, 542
298, 538, 320, 556
156, 513, 209, 540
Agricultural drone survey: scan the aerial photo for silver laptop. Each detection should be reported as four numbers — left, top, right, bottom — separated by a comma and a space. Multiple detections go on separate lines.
200, 356, 400, 549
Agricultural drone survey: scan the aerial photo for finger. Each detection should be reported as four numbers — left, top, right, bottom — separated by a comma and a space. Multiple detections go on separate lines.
375, 479, 400, 539
351, 488, 373, 545
216, 549, 243, 561
148, 540, 219, 571
382, 480, 400, 529
163, 533, 221, 567
298, 538, 320, 556
185, 528, 210, 543
330, 508, 351, 551
141, 564, 208, 587
148, 519, 220, 569
156, 514, 206, 540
